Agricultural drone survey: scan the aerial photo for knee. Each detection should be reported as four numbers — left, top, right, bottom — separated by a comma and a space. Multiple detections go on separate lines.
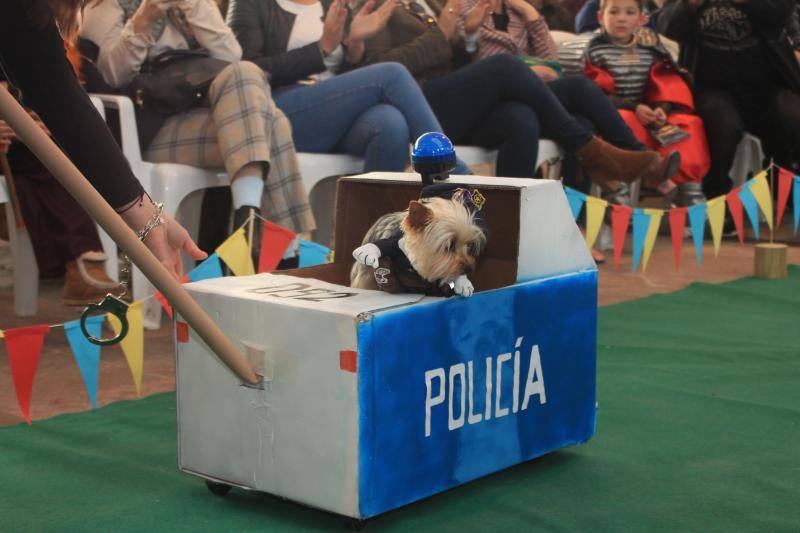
369, 61, 415, 85
483, 53, 526, 74
214, 61, 269, 92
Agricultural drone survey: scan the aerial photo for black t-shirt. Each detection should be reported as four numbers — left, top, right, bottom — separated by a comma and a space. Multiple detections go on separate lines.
694, 0, 775, 88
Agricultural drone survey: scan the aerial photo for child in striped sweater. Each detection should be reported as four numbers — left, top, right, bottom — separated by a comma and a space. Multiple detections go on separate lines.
585, 0, 710, 206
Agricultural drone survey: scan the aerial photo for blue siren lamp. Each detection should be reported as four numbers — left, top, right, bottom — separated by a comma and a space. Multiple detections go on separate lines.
412, 132, 456, 186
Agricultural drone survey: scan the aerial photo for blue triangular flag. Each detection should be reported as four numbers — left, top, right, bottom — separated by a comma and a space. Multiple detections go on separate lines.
564, 187, 587, 220
64, 316, 105, 409
299, 239, 330, 268
793, 176, 800, 236
188, 252, 223, 282
738, 185, 760, 240
631, 209, 650, 272
687, 203, 707, 265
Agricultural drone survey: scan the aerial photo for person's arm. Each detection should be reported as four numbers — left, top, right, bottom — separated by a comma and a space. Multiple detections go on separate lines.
527, 17, 559, 60
362, 9, 453, 76
179, 0, 242, 61
654, 0, 702, 43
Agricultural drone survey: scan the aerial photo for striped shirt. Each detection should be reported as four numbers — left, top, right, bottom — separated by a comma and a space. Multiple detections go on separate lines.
586, 40, 656, 101
557, 31, 597, 75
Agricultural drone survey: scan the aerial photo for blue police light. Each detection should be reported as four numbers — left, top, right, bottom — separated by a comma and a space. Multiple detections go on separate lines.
412, 133, 456, 186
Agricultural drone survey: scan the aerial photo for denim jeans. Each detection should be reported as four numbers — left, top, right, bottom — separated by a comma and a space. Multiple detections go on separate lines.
274, 62, 470, 174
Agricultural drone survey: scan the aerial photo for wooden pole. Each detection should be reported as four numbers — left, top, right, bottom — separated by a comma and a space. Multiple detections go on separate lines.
0, 85, 260, 385
755, 161, 787, 279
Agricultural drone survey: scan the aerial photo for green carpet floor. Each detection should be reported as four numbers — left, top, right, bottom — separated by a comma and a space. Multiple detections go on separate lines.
2, 269, 799, 532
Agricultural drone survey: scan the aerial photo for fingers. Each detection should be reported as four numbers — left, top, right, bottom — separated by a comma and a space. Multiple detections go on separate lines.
183, 235, 208, 261
358, 0, 376, 14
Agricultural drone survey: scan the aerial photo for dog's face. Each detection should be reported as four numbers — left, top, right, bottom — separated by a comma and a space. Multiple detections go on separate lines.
400, 195, 486, 284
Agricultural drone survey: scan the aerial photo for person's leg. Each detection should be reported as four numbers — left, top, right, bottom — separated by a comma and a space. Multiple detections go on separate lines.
748, 86, 800, 173
546, 75, 647, 151
336, 104, 410, 171
693, 88, 744, 198
460, 102, 542, 178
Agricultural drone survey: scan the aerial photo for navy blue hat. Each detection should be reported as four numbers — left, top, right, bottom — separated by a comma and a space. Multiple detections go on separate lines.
420, 183, 488, 236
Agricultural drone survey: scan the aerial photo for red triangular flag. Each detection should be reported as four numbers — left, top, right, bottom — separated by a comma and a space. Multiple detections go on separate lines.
726, 187, 745, 245
776, 167, 794, 229
610, 204, 632, 270
668, 207, 687, 270
258, 220, 296, 273
154, 291, 173, 319
4, 325, 50, 425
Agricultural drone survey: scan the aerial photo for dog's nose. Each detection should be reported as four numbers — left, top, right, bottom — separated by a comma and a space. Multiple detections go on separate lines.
463, 265, 474, 275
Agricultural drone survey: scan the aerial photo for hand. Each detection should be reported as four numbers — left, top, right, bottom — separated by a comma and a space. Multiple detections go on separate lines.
131, 0, 182, 35
504, 0, 540, 23
452, 274, 474, 297
635, 104, 659, 126
437, 0, 461, 40
653, 107, 668, 128
531, 65, 558, 81
320, 0, 348, 56
352, 243, 381, 268
463, 0, 491, 35
0, 120, 14, 154
120, 200, 206, 281
348, 0, 398, 44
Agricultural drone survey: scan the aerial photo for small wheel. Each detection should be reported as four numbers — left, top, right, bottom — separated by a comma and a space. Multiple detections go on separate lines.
344, 518, 366, 530
205, 480, 232, 496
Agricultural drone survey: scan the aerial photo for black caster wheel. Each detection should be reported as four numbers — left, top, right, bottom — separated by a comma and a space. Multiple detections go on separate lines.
344, 518, 366, 530
205, 480, 232, 496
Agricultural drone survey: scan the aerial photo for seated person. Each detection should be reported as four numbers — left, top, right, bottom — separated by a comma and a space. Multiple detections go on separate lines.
80, 0, 315, 260
1, 93, 123, 306
585, 0, 709, 206
360, 0, 679, 192
656, 0, 800, 198
227, 0, 471, 174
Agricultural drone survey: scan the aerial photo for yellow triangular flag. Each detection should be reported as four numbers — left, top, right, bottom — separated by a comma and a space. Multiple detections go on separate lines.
750, 171, 773, 230
0, 329, 4, 339
108, 300, 144, 396
706, 196, 727, 257
585, 197, 608, 250
216, 227, 255, 276
641, 208, 664, 272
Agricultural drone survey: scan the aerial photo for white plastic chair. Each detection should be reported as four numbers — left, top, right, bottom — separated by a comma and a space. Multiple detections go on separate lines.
90, 94, 365, 328
456, 140, 565, 179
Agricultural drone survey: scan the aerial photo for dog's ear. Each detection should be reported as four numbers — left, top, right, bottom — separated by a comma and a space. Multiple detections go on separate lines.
407, 201, 432, 230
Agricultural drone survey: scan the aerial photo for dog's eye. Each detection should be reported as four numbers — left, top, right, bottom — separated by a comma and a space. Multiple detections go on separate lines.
468, 242, 480, 257
443, 240, 454, 252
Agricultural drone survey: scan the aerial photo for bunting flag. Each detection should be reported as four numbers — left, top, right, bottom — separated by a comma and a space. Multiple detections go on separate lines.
188, 253, 223, 282
299, 239, 331, 268
749, 172, 773, 231
688, 203, 707, 265
776, 167, 794, 229
726, 187, 746, 245
641, 208, 664, 272
64, 316, 104, 409
565, 187, 587, 220
258, 220, 296, 273
3, 325, 50, 425
216, 227, 255, 276
738, 184, 760, 240
154, 290, 173, 319
108, 300, 144, 396
585, 196, 608, 250
0, 330, 3, 339
794, 176, 800, 235
610, 204, 632, 269
706, 196, 726, 258
631, 209, 651, 272
669, 207, 687, 269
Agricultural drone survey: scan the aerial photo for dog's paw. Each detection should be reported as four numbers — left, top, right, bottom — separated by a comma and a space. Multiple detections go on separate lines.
452, 275, 474, 297
352, 243, 381, 268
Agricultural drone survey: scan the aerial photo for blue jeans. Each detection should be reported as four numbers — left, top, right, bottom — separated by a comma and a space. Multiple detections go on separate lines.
274, 62, 470, 174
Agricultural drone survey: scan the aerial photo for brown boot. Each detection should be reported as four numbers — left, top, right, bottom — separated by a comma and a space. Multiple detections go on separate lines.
62, 251, 125, 306
639, 150, 682, 190
576, 136, 661, 189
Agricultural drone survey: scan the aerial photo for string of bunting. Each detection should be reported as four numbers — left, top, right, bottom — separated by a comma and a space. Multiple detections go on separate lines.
0, 214, 330, 425
564, 164, 800, 271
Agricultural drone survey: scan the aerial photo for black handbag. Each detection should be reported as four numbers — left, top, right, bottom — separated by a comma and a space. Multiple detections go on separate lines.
128, 49, 229, 115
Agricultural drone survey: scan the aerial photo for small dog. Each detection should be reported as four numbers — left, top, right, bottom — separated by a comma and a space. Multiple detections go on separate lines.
350, 185, 487, 297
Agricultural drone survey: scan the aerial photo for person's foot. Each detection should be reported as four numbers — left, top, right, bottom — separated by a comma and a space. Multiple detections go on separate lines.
62, 252, 125, 306
602, 182, 632, 206
576, 136, 662, 189
233, 205, 262, 270
640, 151, 682, 191
668, 181, 706, 208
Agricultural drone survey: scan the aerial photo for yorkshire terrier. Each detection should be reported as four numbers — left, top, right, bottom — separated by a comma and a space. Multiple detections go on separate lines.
350, 184, 487, 297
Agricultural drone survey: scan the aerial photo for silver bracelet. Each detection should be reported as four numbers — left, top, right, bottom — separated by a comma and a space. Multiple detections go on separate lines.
136, 201, 166, 242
